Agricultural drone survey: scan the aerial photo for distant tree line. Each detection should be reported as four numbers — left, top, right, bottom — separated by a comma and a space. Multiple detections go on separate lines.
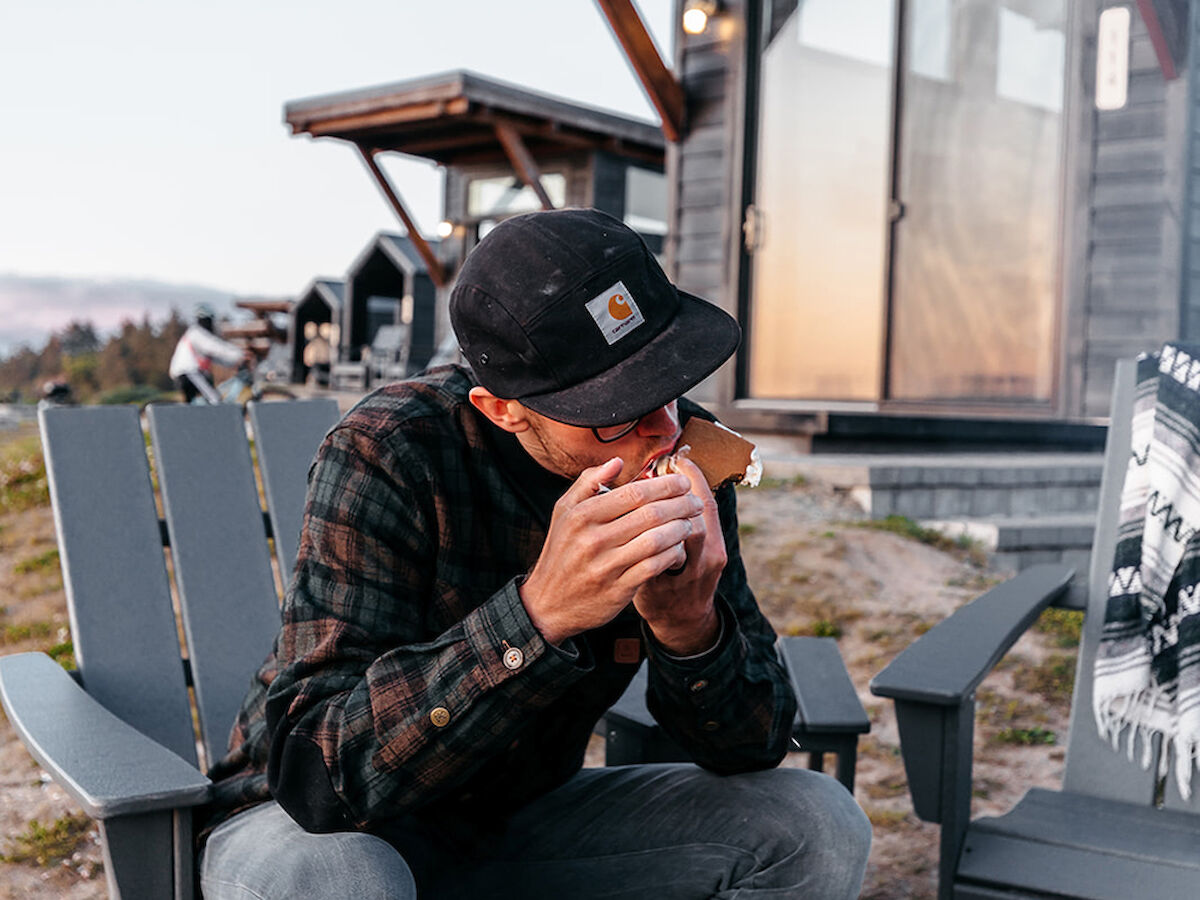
0, 312, 189, 405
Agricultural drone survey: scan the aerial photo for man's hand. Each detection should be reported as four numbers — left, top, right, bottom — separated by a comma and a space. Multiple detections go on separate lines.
520, 457, 704, 646
633, 456, 725, 655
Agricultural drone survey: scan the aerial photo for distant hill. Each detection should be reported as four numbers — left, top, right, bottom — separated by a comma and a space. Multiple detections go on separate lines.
0, 274, 240, 357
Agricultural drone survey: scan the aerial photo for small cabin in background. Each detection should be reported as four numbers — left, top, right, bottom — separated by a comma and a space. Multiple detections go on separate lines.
289, 278, 343, 386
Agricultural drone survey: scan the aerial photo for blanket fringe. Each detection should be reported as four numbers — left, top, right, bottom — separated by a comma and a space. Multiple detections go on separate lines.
1095, 686, 1199, 799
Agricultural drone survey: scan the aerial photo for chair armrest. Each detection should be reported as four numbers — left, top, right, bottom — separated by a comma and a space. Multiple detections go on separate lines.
870, 563, 1074, 706
778, 636, 870, 735
867, 563, 1073, 825
0, 652, 211, 820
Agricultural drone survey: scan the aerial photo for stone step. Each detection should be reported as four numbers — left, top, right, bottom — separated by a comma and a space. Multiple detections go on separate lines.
755, 445, 1105, 519
922, 513, 1098, 605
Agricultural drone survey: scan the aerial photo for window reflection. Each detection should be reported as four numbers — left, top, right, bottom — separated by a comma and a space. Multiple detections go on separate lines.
747, 0, 895, 400
888, 1, 1065, 402
467, 174, 566, 219
745, 0, 1066, 405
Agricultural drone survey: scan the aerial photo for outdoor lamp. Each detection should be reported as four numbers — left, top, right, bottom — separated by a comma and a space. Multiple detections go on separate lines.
682, 0, 719, 35
437, 220, 455, 238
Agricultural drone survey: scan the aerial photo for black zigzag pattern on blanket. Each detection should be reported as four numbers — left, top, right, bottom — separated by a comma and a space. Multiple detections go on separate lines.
1146, 489, 1200, 547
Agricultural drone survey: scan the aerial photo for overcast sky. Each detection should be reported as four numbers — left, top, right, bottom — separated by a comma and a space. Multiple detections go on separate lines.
0, 0, 673, 303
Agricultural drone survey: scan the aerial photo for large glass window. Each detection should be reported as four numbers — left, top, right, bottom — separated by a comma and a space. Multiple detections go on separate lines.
745, 0, 1067, 406
624, 166, 668, 236
888, 1, 1065, 402
467, 173, 567, 219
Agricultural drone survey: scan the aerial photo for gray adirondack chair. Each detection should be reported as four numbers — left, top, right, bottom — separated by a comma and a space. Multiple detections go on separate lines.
871, 358, 1200, 900
0, 398, 341, 899
0, 397, 869, 898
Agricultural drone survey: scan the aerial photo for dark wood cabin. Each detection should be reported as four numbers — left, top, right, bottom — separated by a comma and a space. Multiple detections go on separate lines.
289, 278, 343, 385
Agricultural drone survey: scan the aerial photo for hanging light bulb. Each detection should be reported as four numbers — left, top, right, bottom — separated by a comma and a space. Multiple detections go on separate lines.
682, 0, 719, 35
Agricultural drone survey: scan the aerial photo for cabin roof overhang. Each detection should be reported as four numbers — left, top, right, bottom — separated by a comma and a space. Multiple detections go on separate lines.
284, 69, 666, 168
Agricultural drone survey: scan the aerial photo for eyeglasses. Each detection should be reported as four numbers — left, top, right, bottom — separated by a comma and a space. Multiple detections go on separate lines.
590, 417, 643, 443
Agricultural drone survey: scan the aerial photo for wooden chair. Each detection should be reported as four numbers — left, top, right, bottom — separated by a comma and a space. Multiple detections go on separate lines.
870, 358, 1200, 900
0, 399, 867, 898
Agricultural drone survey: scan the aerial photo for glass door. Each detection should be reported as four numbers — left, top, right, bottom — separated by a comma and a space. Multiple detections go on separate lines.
743, 0, 1068, 408
745, 0, 897, 401
886, 0, 1066, 403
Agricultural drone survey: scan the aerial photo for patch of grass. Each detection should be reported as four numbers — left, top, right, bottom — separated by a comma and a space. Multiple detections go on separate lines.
47, 640, 76, 670
810, 619, 841, 638
738, 522, 758, 537
13, 547, 59, 575
865, 807, 910, 828
756, 474, 808, 489
0, 813, 93, 867
1035, 607, 1084, 648
1012, 653, 1077, 705
2, 621, 53, 644
0, 435, 49, 514
96, 384, 172, 406
856, 737, 902, 762
863, 775, 909, 800
855, 515, 988, 566
994, 726, 1057, 745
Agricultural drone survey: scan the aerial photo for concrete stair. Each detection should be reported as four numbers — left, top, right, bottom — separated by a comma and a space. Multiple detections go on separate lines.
751, 437, 1104, 591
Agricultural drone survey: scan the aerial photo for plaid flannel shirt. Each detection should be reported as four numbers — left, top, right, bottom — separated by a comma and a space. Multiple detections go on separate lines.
202, 365, 795, 845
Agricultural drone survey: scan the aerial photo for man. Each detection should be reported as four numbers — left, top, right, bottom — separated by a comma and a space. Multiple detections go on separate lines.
169, 302, 251, 403
200, 208, 871, 899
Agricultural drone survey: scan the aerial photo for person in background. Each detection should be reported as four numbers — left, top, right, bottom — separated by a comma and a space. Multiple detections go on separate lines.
169, 303, 252, 403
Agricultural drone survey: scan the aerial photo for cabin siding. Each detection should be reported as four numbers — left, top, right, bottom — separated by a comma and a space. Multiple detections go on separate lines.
1080, 1, 1189, 416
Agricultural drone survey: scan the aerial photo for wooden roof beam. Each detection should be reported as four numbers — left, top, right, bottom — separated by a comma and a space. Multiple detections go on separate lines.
1136, 0, 1180, 80
594, 0, 685, 142
493, 122, 556, 209
356, 146, 448, 288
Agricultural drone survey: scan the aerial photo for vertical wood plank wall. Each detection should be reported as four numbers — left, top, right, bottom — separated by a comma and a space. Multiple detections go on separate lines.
1080, 0, 1189, 416
669, 1, 746, 413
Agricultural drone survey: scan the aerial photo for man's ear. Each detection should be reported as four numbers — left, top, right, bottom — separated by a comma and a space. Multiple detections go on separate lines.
468, 387, 531, 433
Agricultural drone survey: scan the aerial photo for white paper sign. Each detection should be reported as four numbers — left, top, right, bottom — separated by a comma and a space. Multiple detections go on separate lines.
1096, 7, 1130, 111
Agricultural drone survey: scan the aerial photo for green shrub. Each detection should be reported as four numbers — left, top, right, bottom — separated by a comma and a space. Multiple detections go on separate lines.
96, 384, 176, 406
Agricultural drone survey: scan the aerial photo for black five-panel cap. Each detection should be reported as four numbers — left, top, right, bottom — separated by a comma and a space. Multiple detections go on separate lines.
449, 207, 741, 428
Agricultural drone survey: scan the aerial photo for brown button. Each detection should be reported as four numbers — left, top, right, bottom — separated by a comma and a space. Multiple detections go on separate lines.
430, 707, 451, 727
689, 679, 708, 693
503, 646, 524, 670
701, 720, 720, 732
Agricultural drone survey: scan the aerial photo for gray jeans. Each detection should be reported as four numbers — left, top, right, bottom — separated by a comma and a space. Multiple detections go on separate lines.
200, 764, 871, 899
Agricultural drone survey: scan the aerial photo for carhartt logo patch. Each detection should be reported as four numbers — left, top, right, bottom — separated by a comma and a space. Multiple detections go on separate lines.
585, 281, 645, 345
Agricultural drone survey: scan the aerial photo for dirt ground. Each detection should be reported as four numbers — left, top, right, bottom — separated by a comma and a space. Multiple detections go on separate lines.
0, 450, 1076, 898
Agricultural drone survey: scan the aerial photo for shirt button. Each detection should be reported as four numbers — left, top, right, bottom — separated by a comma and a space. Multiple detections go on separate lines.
503, 646, 524, 670
430, 707, 451, 727
690, 679, 708, 693
701, 720, 720, 732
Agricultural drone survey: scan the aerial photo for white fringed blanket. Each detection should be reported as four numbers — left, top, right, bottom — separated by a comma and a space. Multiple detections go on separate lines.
1094, 344, 1200, 798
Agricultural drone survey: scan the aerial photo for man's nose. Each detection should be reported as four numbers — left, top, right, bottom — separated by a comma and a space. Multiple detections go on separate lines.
636, 403, 679, 437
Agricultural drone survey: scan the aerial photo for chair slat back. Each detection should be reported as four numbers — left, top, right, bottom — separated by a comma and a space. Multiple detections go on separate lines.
246, 398, 339, 578
1062, 359, 1160, 803
38, 406, 198, 765
146, 404, 281, 765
